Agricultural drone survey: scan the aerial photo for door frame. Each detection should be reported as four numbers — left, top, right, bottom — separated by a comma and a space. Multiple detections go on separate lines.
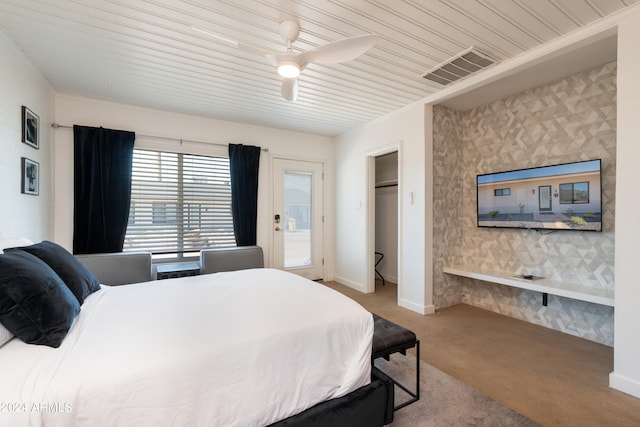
366, 142, 402, 295
270, 155, 326, 280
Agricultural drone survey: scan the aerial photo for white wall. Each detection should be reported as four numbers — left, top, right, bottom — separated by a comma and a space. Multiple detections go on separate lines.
610, 9, 640, 399
53, 95, 335, 278
0, 32, 55, 242
335, 103, 434, 314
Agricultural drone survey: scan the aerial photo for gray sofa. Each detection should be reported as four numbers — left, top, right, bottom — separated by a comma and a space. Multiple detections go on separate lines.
200, 246, 264, 274
76, 251, 153, 286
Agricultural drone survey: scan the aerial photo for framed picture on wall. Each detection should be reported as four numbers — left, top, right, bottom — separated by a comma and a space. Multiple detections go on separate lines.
21, 106, 39, 149
21, 157, 39, 196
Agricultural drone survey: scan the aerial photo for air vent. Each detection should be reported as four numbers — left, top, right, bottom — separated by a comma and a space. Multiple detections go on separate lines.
422, 47, 496, 86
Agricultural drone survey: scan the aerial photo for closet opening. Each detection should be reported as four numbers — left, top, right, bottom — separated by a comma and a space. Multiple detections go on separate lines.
367, 147, 400, 300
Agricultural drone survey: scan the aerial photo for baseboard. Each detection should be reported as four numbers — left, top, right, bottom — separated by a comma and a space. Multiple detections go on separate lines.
333, 277, 435, 315
398, 297, 435, 315
609, 371, 640, 399
334, 276, 368, 293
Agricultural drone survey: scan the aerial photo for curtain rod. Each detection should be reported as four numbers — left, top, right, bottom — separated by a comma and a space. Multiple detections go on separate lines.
51, 123, 269, 152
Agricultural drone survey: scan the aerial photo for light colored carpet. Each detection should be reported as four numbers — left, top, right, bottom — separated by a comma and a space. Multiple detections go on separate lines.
376, 353, 541, 426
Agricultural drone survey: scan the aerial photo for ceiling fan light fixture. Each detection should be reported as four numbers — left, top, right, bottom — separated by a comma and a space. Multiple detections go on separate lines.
278, 61, 300, 78
194, 19, 376, 100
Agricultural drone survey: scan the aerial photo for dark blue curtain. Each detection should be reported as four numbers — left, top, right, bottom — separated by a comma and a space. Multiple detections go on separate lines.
73, 125, 135, 255
229, 144, 261, 246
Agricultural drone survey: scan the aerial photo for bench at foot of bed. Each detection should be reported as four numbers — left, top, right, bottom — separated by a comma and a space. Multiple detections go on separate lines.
372, 313, 420, 411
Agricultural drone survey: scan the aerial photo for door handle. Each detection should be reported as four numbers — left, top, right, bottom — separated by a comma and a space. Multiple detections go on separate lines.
275, 226, 281, 231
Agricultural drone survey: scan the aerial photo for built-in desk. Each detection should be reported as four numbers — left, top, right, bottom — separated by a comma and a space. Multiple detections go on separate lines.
443, 265, 614, 307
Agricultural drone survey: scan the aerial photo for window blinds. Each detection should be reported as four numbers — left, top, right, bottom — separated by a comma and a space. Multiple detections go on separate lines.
124, 149, 236, 259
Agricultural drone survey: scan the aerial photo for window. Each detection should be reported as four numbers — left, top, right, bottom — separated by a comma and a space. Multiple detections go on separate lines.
152, 202, 177, 225
494, 188, 511, 196
124, 149, 235, 260
559, 182, 589, 204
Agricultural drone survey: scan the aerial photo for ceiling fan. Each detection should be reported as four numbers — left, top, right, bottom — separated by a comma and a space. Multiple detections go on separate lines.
192, 21, 377, 102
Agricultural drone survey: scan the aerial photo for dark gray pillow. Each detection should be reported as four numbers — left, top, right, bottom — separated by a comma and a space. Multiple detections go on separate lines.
0, 250, 80, 348
7, 241, 100, 304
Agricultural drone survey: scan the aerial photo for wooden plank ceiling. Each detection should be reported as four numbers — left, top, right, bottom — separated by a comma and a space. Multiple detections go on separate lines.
0, 0, 636, 136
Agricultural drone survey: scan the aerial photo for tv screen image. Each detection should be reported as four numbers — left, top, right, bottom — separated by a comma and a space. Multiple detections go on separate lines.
476, 159, 602, 232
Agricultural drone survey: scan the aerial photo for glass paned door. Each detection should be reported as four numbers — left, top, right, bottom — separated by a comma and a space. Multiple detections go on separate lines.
283, 170, 312, 267
539, 185, 552, 211
273, 159, 323, 280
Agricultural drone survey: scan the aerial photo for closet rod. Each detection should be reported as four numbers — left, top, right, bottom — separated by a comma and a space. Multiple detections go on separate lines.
51, 123, 269, 152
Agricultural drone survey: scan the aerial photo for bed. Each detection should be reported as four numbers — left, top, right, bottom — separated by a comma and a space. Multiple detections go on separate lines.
0, 240, 391, 426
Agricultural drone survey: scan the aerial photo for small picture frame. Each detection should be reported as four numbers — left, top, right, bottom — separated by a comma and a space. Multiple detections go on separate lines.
21, 157, 39, 196
22, 106, 39, 149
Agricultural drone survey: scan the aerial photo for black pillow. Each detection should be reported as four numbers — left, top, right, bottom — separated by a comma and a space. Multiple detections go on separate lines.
0, 251, 80, 348
7, 241, 100, 304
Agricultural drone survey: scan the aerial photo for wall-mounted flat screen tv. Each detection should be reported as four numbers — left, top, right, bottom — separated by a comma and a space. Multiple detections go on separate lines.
477, 159, 602, 232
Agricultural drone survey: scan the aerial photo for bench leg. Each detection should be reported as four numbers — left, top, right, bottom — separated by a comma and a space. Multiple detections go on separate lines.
390, 340, 420, 411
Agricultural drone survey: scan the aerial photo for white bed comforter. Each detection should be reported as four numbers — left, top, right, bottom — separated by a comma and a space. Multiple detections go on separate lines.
0, 268, 373, 427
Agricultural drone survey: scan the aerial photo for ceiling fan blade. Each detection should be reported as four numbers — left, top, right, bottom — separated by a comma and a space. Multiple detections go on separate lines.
265, 54, 278, 67
299, 34, 377, 64
191, 25, 275, 58
281, 78, 299, 102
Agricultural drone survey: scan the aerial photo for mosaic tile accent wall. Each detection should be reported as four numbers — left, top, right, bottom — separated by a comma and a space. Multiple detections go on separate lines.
433, 62, 617, 346
432, 106, 465, 309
